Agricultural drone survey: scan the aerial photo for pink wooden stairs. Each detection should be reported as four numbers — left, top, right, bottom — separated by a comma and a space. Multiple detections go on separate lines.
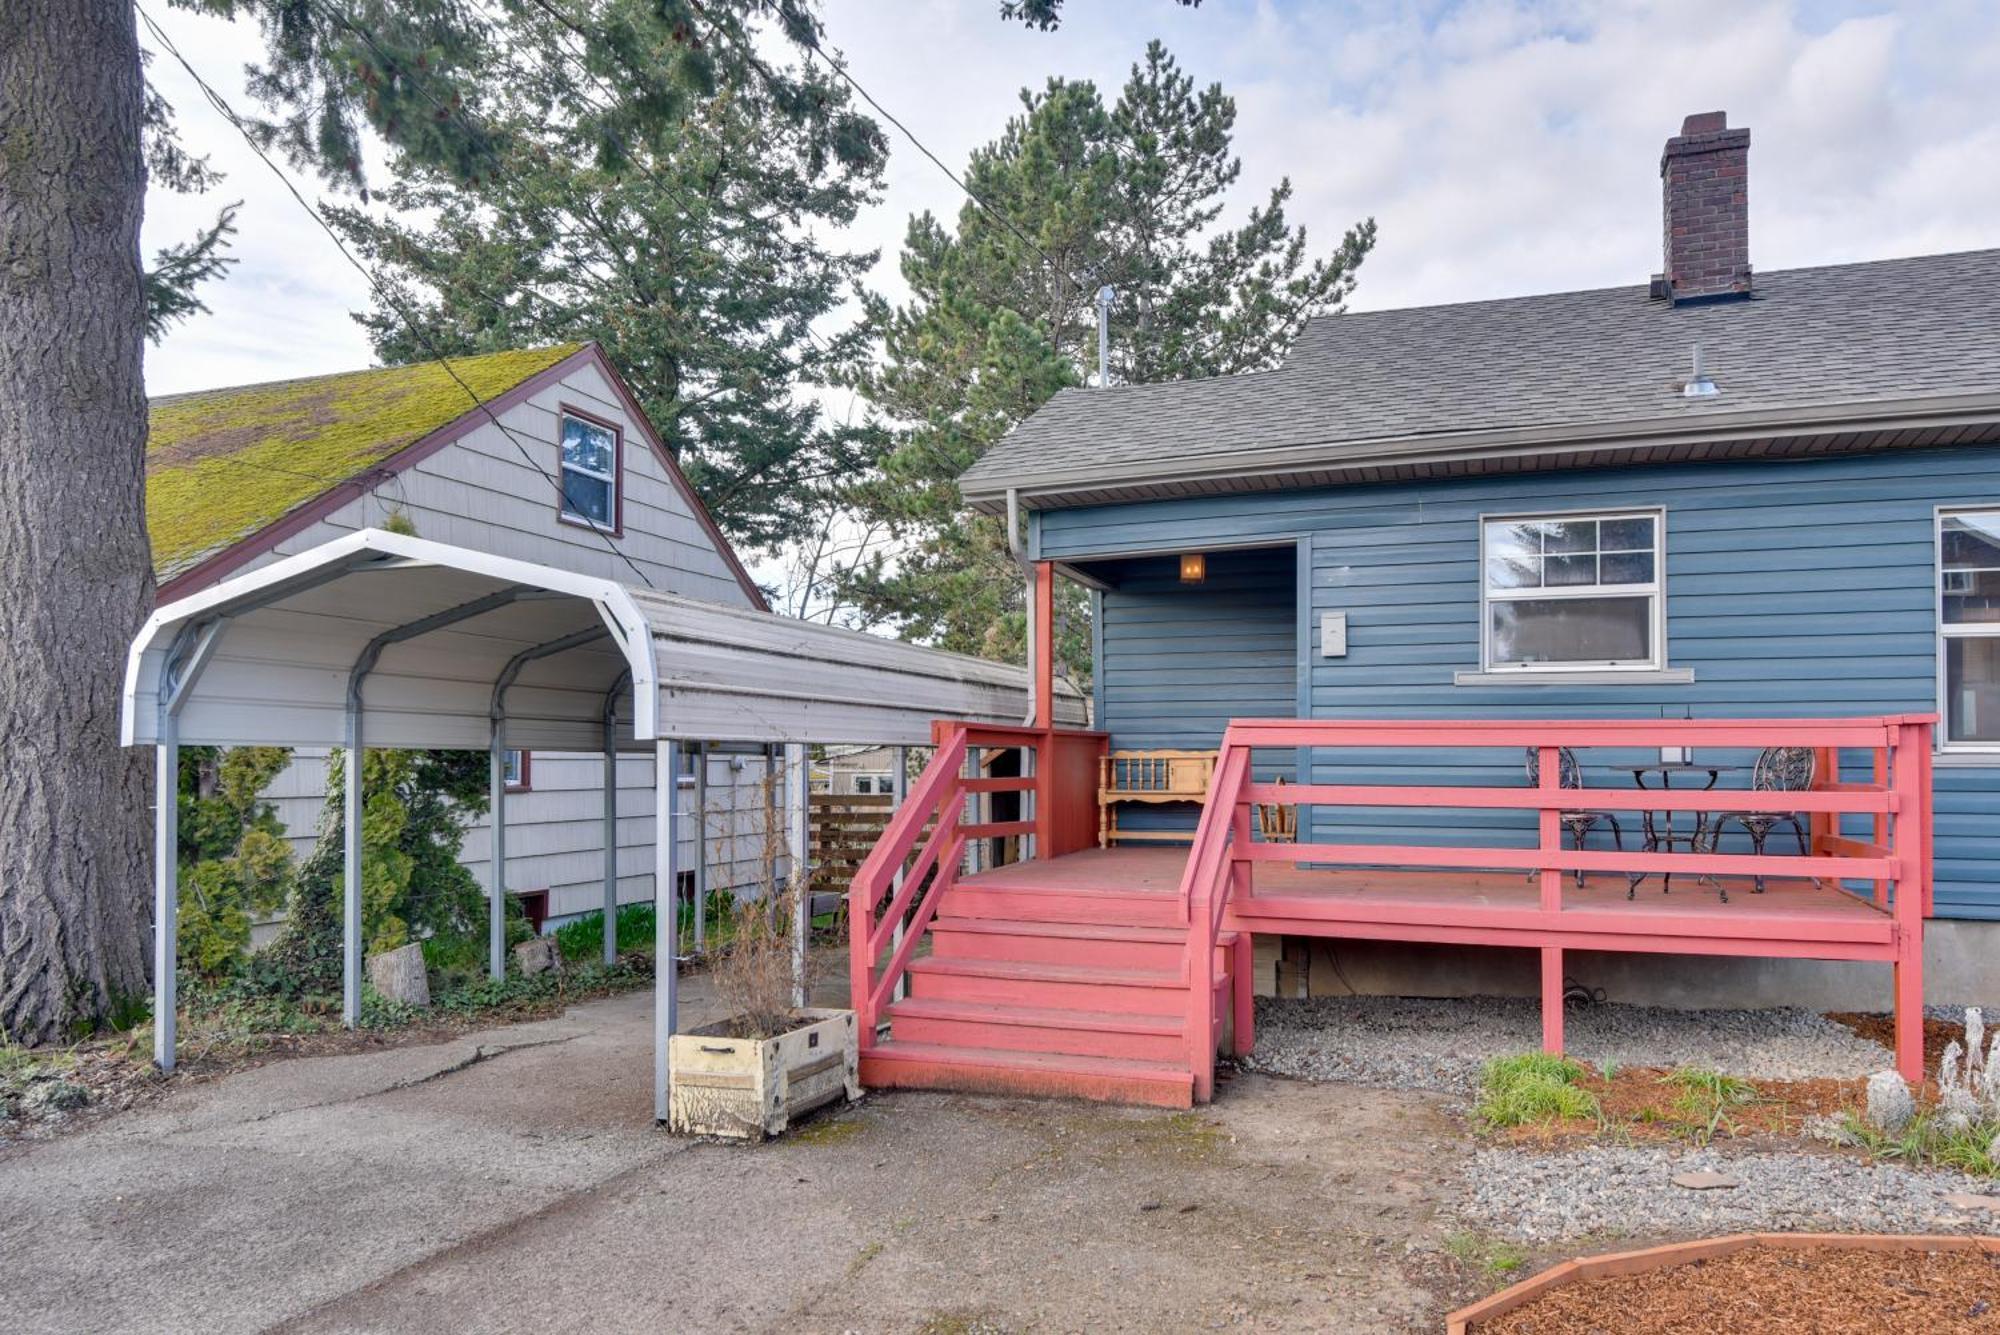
859, 871, 1249, 1109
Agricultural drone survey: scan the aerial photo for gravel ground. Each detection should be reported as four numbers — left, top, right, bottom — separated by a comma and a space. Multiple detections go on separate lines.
1244, 995, 1892, 1093
1456, 1144, 1999, 1243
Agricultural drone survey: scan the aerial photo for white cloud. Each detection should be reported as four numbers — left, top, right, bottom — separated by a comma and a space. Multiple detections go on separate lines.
143, 0, 2000, 400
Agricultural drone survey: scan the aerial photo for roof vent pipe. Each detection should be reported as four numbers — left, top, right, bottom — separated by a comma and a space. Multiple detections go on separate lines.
1683, 343, 1720, 398
1096, 285, 1115, 388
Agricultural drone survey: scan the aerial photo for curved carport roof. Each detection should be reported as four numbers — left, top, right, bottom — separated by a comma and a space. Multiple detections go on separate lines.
126, 528, 1059, 753
124, 528, 1069, 1118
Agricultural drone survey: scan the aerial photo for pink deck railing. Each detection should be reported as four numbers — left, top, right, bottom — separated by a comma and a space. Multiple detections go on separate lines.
1177, 716, 1937, 1096
847, 722, 1107, 1050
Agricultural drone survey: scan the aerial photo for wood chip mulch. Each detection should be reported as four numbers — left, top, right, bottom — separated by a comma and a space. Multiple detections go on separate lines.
1473, 1244, 2000, 1334
1826, 1011, 1960, 1081
1491, 1067, 1863, 1148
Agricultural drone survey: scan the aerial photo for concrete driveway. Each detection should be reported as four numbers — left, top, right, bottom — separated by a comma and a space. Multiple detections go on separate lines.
0, 972, 1464, 1333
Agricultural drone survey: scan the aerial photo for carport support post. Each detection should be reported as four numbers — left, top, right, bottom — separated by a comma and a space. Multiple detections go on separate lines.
489, 720, 508, 979
788, 742, 809, 1007
654, 738, 682, 1123
602, 712, 618, 967
693, 741, 708, 953
152, 734, 179, 1070
342, 714, 364, 1027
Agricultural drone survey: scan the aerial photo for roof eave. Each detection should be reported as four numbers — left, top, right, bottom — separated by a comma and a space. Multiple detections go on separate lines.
963, 390, 2000, 512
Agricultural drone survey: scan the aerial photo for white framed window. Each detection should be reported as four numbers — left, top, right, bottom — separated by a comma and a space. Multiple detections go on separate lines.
502, 749, 530, 791
1480, 510, 1664, 671
1938, 508, 2000, 751
558, 408, 620, 531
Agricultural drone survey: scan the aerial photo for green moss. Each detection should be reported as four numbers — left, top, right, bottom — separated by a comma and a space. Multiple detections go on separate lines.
146, 344, 582, 575
792, 1113, 865, 1146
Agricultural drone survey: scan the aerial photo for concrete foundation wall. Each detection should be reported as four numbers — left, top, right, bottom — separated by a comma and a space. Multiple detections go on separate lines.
1250, 919, 2000, 1012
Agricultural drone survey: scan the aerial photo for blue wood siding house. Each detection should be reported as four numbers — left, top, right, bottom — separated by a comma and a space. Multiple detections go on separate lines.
955, 113, 2000, 1007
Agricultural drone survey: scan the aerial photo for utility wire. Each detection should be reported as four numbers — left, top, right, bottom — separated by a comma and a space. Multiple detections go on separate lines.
137, 3, 658, 591
691, 6, 1095, 297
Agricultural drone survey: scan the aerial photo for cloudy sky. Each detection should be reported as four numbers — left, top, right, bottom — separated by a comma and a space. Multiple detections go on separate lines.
142, 0, 2000, 398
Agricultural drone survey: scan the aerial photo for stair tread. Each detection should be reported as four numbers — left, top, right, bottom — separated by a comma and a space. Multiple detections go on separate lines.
889, 997, 1184, 1034
930, 916, 1236, 946
905, 955, 1182, 987
948, 881, 1177, 900
866, 1040, 1191, 1083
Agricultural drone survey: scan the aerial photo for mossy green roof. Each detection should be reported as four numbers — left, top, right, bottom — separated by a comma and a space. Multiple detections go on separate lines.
147, 344, 584, 579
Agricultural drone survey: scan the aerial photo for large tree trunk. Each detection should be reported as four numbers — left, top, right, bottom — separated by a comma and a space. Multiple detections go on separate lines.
0, 1, 154, 1044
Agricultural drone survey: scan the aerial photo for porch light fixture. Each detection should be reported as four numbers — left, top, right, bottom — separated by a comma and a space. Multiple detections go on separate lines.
1179, 552, 1206, 584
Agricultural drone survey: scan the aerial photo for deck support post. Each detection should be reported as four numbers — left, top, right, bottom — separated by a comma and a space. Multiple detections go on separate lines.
1540, 947, 1564, 1056
654, 738, 681, 1122
1230, 930, 1255, 1056
488, 718, 507, 980
788, 742, 810, 1008
1891, 721, 1929, 1084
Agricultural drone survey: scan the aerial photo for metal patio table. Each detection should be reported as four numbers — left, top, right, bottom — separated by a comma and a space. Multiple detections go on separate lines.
1614, 762, 1744, 902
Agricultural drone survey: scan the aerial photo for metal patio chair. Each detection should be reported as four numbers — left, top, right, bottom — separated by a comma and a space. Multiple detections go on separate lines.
1524, 746, 1624, 888
1708, 746, 1817, 894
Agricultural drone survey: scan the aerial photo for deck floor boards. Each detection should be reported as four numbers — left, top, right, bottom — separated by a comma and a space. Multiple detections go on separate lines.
955, 845, 1891, 942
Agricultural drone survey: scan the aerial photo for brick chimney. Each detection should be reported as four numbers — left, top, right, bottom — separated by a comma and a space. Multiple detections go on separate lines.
1653, 111, 1751, 303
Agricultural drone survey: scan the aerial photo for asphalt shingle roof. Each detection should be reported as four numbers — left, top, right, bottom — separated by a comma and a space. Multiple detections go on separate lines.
147, 344, 581, 579
961, 249, 2000, 501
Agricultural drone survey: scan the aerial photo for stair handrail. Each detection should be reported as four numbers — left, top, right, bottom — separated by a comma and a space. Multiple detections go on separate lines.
849, 724, 971, 1050
1178, 735, 1253, 1100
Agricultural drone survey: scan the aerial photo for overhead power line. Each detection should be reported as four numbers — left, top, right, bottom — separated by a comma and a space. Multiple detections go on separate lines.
137, 3, 658, 591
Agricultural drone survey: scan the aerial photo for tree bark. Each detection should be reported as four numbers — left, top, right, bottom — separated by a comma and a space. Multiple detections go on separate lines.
0, 1, 153, 1044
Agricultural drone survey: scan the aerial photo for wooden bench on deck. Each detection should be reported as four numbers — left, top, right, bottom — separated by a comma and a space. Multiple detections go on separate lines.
1098, 749, 1215, 846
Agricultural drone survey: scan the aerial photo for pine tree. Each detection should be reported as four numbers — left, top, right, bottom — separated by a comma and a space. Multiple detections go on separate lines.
845, 41, 1374, 660
327, 4, 887, 552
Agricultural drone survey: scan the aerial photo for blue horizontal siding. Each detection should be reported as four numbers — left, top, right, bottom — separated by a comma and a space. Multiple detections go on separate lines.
1095, 547, 1298, 836
1042, 443, 2000, 920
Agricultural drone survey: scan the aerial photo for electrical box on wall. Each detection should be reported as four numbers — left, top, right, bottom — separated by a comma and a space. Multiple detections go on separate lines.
1320, 611, 1348, 658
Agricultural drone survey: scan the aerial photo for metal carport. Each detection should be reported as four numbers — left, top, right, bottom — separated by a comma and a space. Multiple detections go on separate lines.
124, 528, 1065, 1119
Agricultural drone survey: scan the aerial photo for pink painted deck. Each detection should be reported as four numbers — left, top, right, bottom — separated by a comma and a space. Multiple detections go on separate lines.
848, 714, 1935, 1108
959, 846, 1893, 956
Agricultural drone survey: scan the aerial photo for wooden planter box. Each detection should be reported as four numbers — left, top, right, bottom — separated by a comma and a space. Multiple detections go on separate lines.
667, 1008, 859, 1141
1448, 1232, 2000, 1334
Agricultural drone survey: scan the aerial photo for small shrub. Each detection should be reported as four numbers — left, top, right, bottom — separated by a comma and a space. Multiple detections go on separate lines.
552, 902, 658, 962
1476, 1052, 1600, 1128
1662, 1066, 1758, 1144
1444, 1230, 1531, 1279
420, 928, 487, 992
1840, 1108, 2000, 1179
707, 879, 807, 1040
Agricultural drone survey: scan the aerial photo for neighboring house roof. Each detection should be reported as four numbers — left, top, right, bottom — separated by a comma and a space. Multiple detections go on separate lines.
147, 342, 766, 609
962, 248, 2000, 512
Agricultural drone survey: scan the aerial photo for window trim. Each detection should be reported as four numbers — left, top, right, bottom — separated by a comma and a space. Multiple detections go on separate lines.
1936, 505, 2000, 754
556, 404, 625, 537
503, 748, 532, 792
1476, 506, 1667, 675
